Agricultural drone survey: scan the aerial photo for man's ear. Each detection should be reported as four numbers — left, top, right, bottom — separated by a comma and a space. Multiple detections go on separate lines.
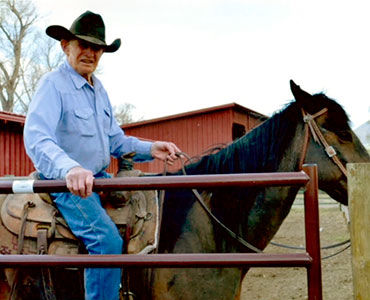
61, 39, 69, 54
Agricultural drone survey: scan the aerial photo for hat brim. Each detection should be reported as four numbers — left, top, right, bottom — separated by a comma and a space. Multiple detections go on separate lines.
46, 25, 121, 53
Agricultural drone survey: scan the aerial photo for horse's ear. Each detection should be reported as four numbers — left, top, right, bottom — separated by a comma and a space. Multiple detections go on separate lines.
290, 80, 312, 108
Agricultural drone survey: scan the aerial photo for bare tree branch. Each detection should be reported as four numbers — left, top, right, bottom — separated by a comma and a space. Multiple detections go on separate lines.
0, 0, 63, 113
113, 103, 142, 125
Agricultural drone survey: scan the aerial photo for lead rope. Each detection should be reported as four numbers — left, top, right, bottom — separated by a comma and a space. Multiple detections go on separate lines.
167, 152, 262, 253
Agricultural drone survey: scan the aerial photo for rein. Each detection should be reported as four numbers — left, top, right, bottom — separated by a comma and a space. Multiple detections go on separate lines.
175, 152, 262, 253
160, 153, 262, 253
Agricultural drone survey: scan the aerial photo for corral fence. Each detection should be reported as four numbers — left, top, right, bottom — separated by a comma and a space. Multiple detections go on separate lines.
0, 164, 322, 300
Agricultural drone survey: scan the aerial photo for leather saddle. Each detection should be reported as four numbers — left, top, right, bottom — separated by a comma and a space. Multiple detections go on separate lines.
0, 167, 159, 256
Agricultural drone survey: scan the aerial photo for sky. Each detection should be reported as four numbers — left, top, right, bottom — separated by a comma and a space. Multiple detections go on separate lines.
34, 0, 370, 129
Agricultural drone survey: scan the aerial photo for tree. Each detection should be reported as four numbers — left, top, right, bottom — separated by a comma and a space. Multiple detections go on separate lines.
0, 0, 63, 113
113, 103, 142, 125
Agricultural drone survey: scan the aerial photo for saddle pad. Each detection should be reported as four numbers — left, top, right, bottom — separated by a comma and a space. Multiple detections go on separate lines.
1, 193, 76, 240
3, 193, 55, 223
1, 193, 54, 237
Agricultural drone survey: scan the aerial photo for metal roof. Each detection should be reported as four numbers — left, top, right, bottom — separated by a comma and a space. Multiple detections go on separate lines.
122, 102, 268, 129
0, 111, 26, 124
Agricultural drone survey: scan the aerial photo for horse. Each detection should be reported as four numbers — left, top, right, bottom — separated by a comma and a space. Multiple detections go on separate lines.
130, 80, 369, 300
1, 80, 369, 299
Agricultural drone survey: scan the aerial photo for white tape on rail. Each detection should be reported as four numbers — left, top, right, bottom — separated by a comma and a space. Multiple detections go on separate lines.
12, 180, 35, 193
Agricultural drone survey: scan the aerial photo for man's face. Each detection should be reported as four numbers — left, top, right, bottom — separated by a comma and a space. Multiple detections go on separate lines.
62, 39, 104, 82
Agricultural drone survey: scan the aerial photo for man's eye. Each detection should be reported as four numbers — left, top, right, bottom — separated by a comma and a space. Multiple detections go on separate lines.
79, 41, 88, 48
92, 45, 103, 51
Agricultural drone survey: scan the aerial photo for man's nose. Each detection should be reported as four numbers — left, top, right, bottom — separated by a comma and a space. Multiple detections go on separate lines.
84, 47, 96, 57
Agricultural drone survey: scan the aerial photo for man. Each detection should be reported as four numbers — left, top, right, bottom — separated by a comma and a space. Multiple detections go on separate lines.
24, 11, 181, 300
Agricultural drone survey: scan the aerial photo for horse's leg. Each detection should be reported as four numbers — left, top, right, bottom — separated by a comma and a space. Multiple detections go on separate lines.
0, 269, 11, 299
234, 270, 249, 300
234, 268, 251, 300
234, 285, 242, 300
5, 268, 45, 300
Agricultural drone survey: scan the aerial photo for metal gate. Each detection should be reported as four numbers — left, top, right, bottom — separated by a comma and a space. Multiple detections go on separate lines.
0, 164, 322, 299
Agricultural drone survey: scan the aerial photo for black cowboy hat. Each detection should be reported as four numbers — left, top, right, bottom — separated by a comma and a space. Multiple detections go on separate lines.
46, 11, 121, 53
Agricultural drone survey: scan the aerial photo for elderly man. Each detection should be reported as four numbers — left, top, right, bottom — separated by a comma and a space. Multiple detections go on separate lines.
24, 11, 181, 300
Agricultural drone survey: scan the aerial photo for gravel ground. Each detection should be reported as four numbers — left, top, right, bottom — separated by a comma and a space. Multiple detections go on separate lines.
241, 205, 352, 300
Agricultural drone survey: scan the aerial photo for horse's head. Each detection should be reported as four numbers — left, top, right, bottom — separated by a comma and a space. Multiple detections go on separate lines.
290, 80, 370, 205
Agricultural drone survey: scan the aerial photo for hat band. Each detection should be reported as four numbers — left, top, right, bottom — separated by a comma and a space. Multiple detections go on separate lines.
75, 34, 107, 46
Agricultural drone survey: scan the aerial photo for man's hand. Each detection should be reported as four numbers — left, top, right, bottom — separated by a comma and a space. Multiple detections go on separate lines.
65, 166, 94, 198
151, 141, 181, 165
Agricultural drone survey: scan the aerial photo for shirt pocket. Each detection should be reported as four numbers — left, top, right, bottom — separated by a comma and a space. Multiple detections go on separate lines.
102, 107, 112, 134
73, 108, 96, 137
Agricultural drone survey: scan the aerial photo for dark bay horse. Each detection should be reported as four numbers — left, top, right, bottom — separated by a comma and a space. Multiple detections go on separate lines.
130, 80, 369, 299
2, 80, 369, 299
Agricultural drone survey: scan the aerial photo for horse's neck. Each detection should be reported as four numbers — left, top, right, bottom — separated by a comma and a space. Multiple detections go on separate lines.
244, 123, 305, 250
166, 116, 306, 254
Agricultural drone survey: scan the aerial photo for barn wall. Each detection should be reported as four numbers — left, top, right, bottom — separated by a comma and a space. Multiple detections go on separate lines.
0, 121, 34, 177
0, 118, 118, 177
122, 108, 264, 174
123, 110, 234, 173
232, 109, 266, 133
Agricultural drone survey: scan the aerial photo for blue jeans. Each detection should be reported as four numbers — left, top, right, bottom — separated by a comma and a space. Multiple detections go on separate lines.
52, 172, 123, 300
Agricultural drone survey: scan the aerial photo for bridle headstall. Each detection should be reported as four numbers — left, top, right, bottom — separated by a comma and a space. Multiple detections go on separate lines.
299, 107, 348, 177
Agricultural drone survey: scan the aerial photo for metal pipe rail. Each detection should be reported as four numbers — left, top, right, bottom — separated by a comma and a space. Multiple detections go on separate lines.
0, 253, 312, 268
0, 165, 322, 300
0, 171, 309, 194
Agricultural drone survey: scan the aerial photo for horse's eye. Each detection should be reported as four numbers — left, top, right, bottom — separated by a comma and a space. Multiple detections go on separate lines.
336, 130, 353, 142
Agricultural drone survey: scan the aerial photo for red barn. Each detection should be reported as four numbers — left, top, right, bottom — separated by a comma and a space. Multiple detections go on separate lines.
0, 103, 267, 177
122, 103, 267, 173
0, 111, 33, 177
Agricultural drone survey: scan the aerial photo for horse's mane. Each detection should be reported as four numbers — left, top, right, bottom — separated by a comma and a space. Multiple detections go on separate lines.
182, 92, 349, 175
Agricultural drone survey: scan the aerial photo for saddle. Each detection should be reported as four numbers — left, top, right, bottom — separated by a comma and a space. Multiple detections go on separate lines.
0, 159, 159, 256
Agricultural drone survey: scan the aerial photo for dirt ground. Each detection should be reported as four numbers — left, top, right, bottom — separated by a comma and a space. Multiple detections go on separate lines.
241, 205, 352, 300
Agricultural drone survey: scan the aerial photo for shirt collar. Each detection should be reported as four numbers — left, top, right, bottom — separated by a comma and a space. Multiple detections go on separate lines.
62, 60, 102, 90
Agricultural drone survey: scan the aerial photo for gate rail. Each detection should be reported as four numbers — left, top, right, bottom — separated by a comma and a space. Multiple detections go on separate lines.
0, 164, 322, 300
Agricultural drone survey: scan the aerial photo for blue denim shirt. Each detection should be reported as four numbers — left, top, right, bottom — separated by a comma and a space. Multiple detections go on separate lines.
24, 60, 153, 179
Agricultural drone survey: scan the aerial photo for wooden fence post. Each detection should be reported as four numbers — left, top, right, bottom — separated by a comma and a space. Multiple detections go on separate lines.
348, 163, 370, 299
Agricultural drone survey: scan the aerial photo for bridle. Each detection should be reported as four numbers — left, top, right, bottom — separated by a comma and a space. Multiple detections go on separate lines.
299, 107, 348, 177
270, 107, 351, 257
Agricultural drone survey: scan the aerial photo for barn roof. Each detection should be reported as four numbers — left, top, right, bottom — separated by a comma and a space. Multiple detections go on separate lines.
122, 102, 268, 129
0, 111, 26, 124
0, 102, 268, 128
